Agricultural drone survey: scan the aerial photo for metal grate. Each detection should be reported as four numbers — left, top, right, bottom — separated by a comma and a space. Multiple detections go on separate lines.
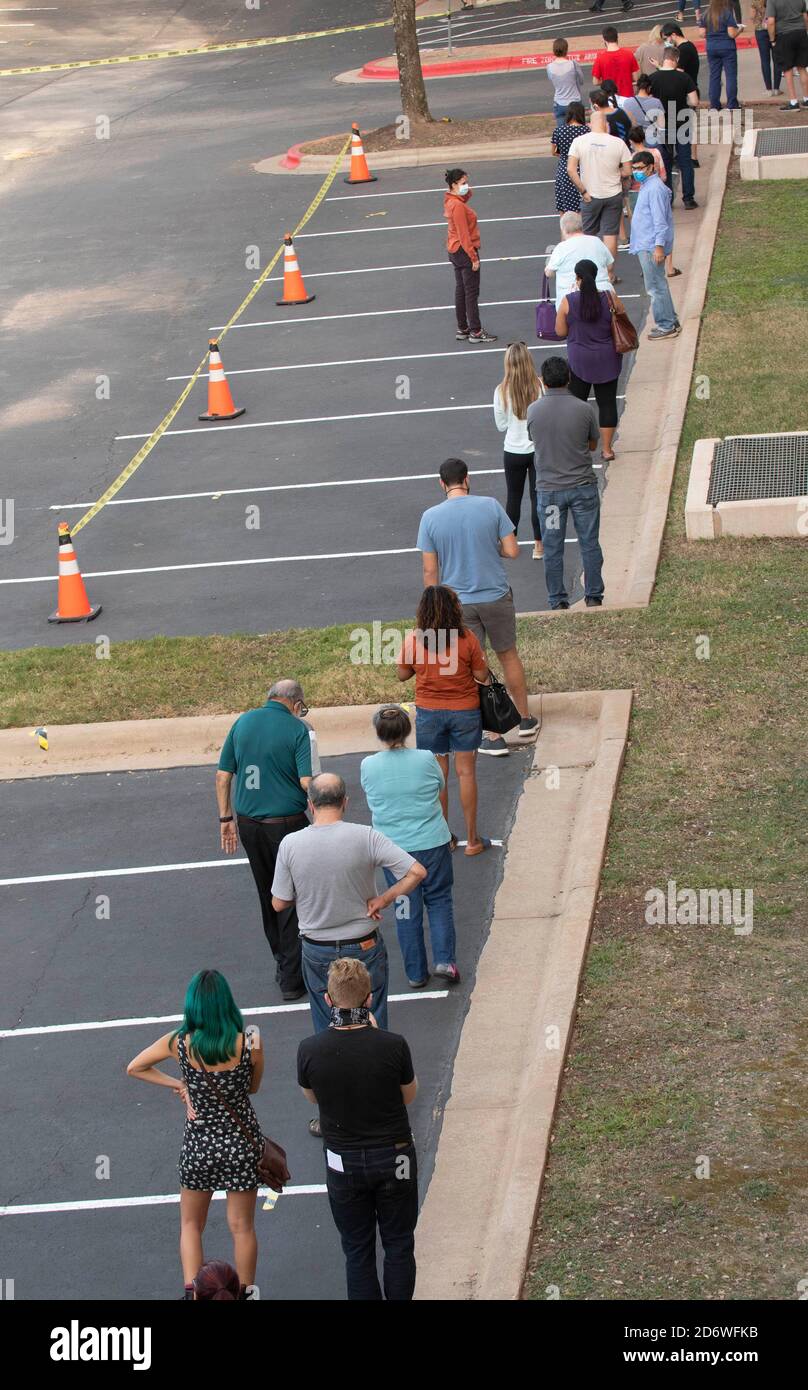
707, 434, 808, 505
754, 126, 808, 157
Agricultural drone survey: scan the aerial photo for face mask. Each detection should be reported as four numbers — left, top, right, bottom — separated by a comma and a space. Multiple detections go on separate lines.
633, 170, 649, 182
330, 1005, 371, 1028
457, 183, 470, 196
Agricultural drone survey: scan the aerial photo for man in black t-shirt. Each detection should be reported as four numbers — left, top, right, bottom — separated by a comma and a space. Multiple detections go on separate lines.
661, 23, 701, 89
649, 47, 700, 207
297, 957, 419, 1300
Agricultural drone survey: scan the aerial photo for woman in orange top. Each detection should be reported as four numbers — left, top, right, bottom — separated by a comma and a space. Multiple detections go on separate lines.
397, 585, 491, 857
444, 168, 498, 345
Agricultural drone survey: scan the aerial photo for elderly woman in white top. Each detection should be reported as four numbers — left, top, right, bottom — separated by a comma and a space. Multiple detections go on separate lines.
545, 211, 615, 309
493, 341, 543, 560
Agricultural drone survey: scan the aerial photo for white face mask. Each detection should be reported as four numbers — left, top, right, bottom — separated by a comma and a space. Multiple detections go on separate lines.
457, 182, 470, 196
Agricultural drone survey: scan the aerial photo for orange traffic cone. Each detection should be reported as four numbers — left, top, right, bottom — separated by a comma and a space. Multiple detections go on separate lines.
344, 123, 377, 185
48, 522, 101, 624
275, 234, 315, 307
199, 340, 245, 421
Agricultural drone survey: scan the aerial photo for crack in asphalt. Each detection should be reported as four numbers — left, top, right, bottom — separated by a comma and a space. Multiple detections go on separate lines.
11, 884, 93, 1032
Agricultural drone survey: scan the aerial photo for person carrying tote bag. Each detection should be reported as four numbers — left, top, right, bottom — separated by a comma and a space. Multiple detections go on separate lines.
555, 259, 626, 462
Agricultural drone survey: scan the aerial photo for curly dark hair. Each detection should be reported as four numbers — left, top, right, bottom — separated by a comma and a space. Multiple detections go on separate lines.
416, 585, 465, 637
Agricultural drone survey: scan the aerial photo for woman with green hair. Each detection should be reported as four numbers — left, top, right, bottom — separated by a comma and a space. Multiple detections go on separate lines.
127, 968, 265, 1297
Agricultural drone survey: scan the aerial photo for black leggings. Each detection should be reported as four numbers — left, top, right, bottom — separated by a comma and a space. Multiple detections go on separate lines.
449, 248, 481, 334
568, 370, 619, 428
503, 451, 541, 541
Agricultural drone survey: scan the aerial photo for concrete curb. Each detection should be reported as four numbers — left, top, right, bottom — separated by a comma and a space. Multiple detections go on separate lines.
256, 134, 552, 177
414, 688, 633, 1300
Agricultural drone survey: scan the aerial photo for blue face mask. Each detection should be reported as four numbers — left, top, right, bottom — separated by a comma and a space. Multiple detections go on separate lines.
634, 170, 649, 182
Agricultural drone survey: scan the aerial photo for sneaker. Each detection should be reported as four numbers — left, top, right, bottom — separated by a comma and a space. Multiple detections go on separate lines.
433, 963, 461, 985
618, 241, 630, 250
588, 3, 604, 10
621, 1, 634, 9
802, 99, 808, 108
585, 596, 603, 608
408, 977, 429, 989
683, 198, 698, 209
478, 736, 509, 756
691, 159, 700, 168
648, 324, 681, 339
554, 600, 570, 610
518, 715, 540, 739
780, 101, 800, 110
456, 328, 470, 340
282, 986, 306, 1001
469, 329, 498, 342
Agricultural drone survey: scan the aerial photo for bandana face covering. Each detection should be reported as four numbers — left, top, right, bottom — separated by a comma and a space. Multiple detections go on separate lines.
330, 1006, 371, 1028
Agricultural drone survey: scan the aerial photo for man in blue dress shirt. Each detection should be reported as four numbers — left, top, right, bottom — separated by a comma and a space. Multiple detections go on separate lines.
628, 151, 681, 340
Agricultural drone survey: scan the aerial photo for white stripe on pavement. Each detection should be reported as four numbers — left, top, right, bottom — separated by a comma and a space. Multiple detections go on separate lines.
0, 992, 449, 1040
296, 214, 559, 239
165, 340, 569, 382
211, 295, 638, 332
0, 1188, 327, 1216
0, 538, 582, 586
326, 179, 554, 201
251, 253, 549, 286
0, 857, 247, 886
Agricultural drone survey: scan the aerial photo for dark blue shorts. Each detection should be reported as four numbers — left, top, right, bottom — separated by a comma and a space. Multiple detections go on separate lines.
415, 706, 482, 754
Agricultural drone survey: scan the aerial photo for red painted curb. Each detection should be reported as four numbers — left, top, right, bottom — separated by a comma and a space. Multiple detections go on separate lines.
361, 35, 757, 80
279, 141, 303, 169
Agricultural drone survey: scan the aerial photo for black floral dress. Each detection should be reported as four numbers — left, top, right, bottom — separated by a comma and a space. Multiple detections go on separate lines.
177, 1034, 262, 1192
553, 122, 590, 213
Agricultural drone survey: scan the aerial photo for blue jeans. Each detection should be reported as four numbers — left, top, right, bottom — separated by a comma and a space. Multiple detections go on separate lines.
553, 102, 568, 122
383, 842, 455, 983
301, 933, 388, 1033
754, 28, 782, 90
660, 133, 695, 203
537, 482, 603, 608
707, 41, 739, 109
638, 249, 679, 332
325, 1140, 418, 1300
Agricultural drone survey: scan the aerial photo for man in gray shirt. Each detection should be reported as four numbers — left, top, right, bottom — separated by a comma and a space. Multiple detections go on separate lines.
272, 772, 427, 1038
766, 0, 808, 109
526, 356, 604, 611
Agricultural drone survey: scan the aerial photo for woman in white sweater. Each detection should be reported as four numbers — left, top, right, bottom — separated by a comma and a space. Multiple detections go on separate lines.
493, 341, 543, 559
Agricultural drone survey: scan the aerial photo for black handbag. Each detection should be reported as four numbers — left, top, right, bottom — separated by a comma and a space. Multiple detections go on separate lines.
477, 670, 521, 735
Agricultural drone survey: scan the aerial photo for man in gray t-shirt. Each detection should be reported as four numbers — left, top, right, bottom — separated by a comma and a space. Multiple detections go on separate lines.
525, 357, 604, 612
766, 0, 808, 107
272, 772, 426, 1035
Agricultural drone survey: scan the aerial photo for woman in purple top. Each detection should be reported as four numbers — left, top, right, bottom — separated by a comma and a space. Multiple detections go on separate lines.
555, 258, 625, 462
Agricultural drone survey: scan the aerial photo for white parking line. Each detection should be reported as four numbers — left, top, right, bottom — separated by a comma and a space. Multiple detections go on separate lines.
296, 214, 559, 239
165, 340, 569, 382
0, 858, 247, 886
211, 295, 638, 332
0, 992, 450, 1040
0, 538, 582, 586
326, 179, 554, 201
250, 253, 548, 286
0, 1188, 327, 1216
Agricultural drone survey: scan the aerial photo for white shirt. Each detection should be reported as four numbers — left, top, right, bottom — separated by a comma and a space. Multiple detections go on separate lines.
568, 130, 630, 199
493, 385, 535, 454
545, 235, 614, 308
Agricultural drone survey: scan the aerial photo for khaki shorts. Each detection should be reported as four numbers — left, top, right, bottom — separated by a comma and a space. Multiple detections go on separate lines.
461, 590, 517, 654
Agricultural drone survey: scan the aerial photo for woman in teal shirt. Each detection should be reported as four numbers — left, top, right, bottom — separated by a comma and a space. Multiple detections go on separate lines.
361, 704, 459, 988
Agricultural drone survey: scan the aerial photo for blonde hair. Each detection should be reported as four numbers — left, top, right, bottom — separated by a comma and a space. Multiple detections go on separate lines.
648, 24, 663, 42
327, 958, 372, 1008
498, 341, 540, 421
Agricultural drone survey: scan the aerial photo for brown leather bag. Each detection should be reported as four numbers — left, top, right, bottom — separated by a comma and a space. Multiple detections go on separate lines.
607, 291, 639, 354
197, 1052, 291, 1194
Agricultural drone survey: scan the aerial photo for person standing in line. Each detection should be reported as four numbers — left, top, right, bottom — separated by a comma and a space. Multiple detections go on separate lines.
216, 679, 312, 1002
444, 168, 497, 344
494, 341, 544, 560
297, 958, 419, 1301
396, 584, 490, 856
620, 74, 666, 146
596, 80, 634, 143
592, 26, 640, 97
648, 46, 700, 207
551, 101, 590, 214
634, 24, 667, 76
126, 969, 265, 1299
628, 150, 681, 340
555, 259, 624, 463
751, 0, 783, 93
660, 22, 703, 164
361, 704, 460, 986
546, 210, 615, 306
546, 37, 585, 121
766, 0, 808, 109
417, 458, 540, 757
567, 101, 634, 274
271, 772, 427, 1043
698, 0, 743, 109
627, 126, 679, 278
526, 357, 604, 611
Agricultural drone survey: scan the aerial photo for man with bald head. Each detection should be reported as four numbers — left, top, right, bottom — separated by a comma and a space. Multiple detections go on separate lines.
217, 679, 313, 999
272, 773, 427, 1044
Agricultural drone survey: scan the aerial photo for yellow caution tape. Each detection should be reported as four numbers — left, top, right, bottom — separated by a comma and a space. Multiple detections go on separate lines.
0, 18, 399, 77
70, 136, 351, 536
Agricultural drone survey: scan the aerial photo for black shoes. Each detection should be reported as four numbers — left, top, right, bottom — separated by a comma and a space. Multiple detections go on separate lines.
282, 986, 306, 1001
585, 597, 603, 608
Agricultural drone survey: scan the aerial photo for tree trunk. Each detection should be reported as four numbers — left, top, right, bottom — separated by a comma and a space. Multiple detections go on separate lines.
392, 0, 433, 124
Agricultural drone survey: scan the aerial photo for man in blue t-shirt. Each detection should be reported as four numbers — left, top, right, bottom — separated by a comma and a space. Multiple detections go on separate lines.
416, 458, 539, 756
216, 678, 313, 1000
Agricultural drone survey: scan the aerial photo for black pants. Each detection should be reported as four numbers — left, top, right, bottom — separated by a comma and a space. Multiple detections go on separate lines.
503, 450, 541, 540
237, 812, 308, 993
325, 1140, 418, 1300
568, 371, 619, 429
449, 248, 481, 334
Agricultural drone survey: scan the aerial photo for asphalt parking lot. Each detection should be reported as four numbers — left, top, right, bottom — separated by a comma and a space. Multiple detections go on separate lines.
1, 156, 645, 649
0, 745, 532, 1300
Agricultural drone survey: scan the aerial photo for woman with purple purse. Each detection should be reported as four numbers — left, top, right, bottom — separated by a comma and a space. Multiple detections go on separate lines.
554, 259, 626, 463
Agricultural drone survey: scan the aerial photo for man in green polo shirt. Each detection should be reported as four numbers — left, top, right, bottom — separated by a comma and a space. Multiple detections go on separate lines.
216, 679, 313, 1000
